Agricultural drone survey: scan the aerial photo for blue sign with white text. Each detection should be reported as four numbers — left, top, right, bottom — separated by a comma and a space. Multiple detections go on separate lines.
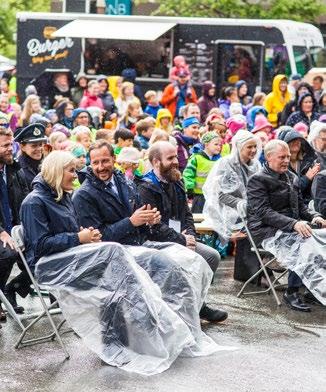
105, 0, 132, 15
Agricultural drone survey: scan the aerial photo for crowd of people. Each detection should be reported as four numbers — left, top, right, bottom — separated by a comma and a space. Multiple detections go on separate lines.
0, 55, 326, 374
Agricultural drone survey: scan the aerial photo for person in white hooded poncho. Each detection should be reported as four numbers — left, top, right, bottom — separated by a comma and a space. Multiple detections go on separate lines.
308, 120, 326, 170
202, 130, 261, 244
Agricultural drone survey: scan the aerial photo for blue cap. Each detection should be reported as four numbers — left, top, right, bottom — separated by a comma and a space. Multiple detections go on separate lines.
290, 73, 302, 81
182, 116, 200, 129
14, 123, 47, 144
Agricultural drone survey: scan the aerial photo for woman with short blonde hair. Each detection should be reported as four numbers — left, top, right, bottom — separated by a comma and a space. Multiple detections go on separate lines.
40, 151, 76, 201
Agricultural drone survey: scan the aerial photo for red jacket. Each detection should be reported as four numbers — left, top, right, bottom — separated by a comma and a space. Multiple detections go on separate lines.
161, 83, 197, 119
79, 93, 104, 110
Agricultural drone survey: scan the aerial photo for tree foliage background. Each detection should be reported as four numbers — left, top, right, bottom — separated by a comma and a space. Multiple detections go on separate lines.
137, 0, 325, 23
0, 0, 50, 59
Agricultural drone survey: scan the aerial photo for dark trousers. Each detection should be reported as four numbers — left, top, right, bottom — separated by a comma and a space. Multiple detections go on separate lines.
191, 194, 205, 213
0, 239, 31, 298
288, 270, 302, 289
0, 241, 17, 293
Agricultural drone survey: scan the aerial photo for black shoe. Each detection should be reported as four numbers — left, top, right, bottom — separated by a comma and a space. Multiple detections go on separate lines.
303, 291, 323, 306
0, 303, 6, 322
283, 291, 311, 312
4, 289, 24, 314
199, 305, 228, 323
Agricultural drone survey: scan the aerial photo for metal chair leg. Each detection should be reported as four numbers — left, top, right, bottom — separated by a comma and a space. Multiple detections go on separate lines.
0, 289, 24, 330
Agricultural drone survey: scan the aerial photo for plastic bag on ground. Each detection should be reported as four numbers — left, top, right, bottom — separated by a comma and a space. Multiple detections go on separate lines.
262, 229, 326, 305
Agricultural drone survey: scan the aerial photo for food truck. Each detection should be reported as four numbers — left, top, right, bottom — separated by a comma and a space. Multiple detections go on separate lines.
16, 12, 326, 100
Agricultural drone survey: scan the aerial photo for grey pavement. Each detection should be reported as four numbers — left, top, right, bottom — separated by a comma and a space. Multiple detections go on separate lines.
0, 258, 325, 392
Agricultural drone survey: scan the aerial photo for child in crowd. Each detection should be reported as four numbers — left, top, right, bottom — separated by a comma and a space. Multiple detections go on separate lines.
135, 118, 155, 150
169, 55, 191, 82
70, 143, 87, 189
144, 90, 162, 118
251, 114, 274, 139
115, 81, 141, 118
155, 108, 173, 134
225, 116, 247, 144
74, 126, 92, 164
121, 101, 142, 132
95, 129, 115, 144
74, 126, 92, 151
205, 113, 230, 156
49, 131, 69, 151
293, 122, 309, 139
183, 131, 222, 213
113, 128, 134, 156
116, 146, 143, 181
229, 102, 243, 117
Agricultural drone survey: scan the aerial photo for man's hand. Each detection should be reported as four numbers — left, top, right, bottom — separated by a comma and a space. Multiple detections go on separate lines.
130, 205, 160, 227
312, 216, 326, 228
78, 227, 102, 243
147, 207, 161, 226
294, 221, 312, 238
305, 163, 320, 180
182, 230, 196, 251
0, 231, 15, 250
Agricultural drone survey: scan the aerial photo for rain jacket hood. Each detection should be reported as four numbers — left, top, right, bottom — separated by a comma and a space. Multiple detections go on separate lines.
155, 108, 173, 128
264, 74, 291, 127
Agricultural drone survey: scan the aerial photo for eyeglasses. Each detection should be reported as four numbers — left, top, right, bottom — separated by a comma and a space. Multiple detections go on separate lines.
0, 123, 10, 128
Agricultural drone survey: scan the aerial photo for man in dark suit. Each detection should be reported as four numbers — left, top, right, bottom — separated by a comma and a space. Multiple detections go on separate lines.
72, 140, 227, 323
0, 125, 29, 319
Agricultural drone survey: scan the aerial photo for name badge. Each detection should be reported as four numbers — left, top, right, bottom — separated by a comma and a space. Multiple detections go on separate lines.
169, 219, 181, 233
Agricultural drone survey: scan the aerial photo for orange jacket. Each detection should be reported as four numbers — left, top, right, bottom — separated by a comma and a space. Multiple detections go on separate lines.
161, 83, 197, 119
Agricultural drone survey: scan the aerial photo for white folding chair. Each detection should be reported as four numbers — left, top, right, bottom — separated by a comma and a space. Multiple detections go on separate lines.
10, 225, 70, 359
236, 203, 288, 306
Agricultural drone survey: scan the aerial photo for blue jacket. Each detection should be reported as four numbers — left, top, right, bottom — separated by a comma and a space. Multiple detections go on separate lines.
144, 104, 162, 118
20, 175, 80, 268
72, 168, 150, 245
135, 134, 150, 150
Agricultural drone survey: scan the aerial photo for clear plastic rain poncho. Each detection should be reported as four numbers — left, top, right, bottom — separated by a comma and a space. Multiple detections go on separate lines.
263, 229, 326, 305
203, 130, 261, 244
35, 241, 232, 375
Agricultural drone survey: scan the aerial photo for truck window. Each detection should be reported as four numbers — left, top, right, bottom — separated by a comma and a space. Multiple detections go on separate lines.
310, 46, 326, 68
216, 43, 262, 93
84, 35, 171, 78
293, 46, 311, 77
264, 44, 290, 91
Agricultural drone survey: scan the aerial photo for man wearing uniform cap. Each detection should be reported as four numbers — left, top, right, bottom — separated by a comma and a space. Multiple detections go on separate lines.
14, 123, 47, 191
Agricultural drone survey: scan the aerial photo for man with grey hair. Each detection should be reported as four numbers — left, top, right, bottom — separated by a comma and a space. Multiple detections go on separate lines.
247, 139, 326, 312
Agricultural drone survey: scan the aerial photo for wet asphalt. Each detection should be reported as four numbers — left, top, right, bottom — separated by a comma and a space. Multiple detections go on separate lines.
0, 257, 325, 392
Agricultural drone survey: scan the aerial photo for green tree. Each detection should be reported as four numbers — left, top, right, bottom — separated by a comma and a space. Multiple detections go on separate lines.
0, 0, 50, 59
136, 0, 324, 22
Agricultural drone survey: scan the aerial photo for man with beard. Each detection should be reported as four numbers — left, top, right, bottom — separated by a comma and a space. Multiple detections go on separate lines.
0, 126, 29, 319
137, 141, 227, 322
73, 140, 227, 322
14, 123, 47, 191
